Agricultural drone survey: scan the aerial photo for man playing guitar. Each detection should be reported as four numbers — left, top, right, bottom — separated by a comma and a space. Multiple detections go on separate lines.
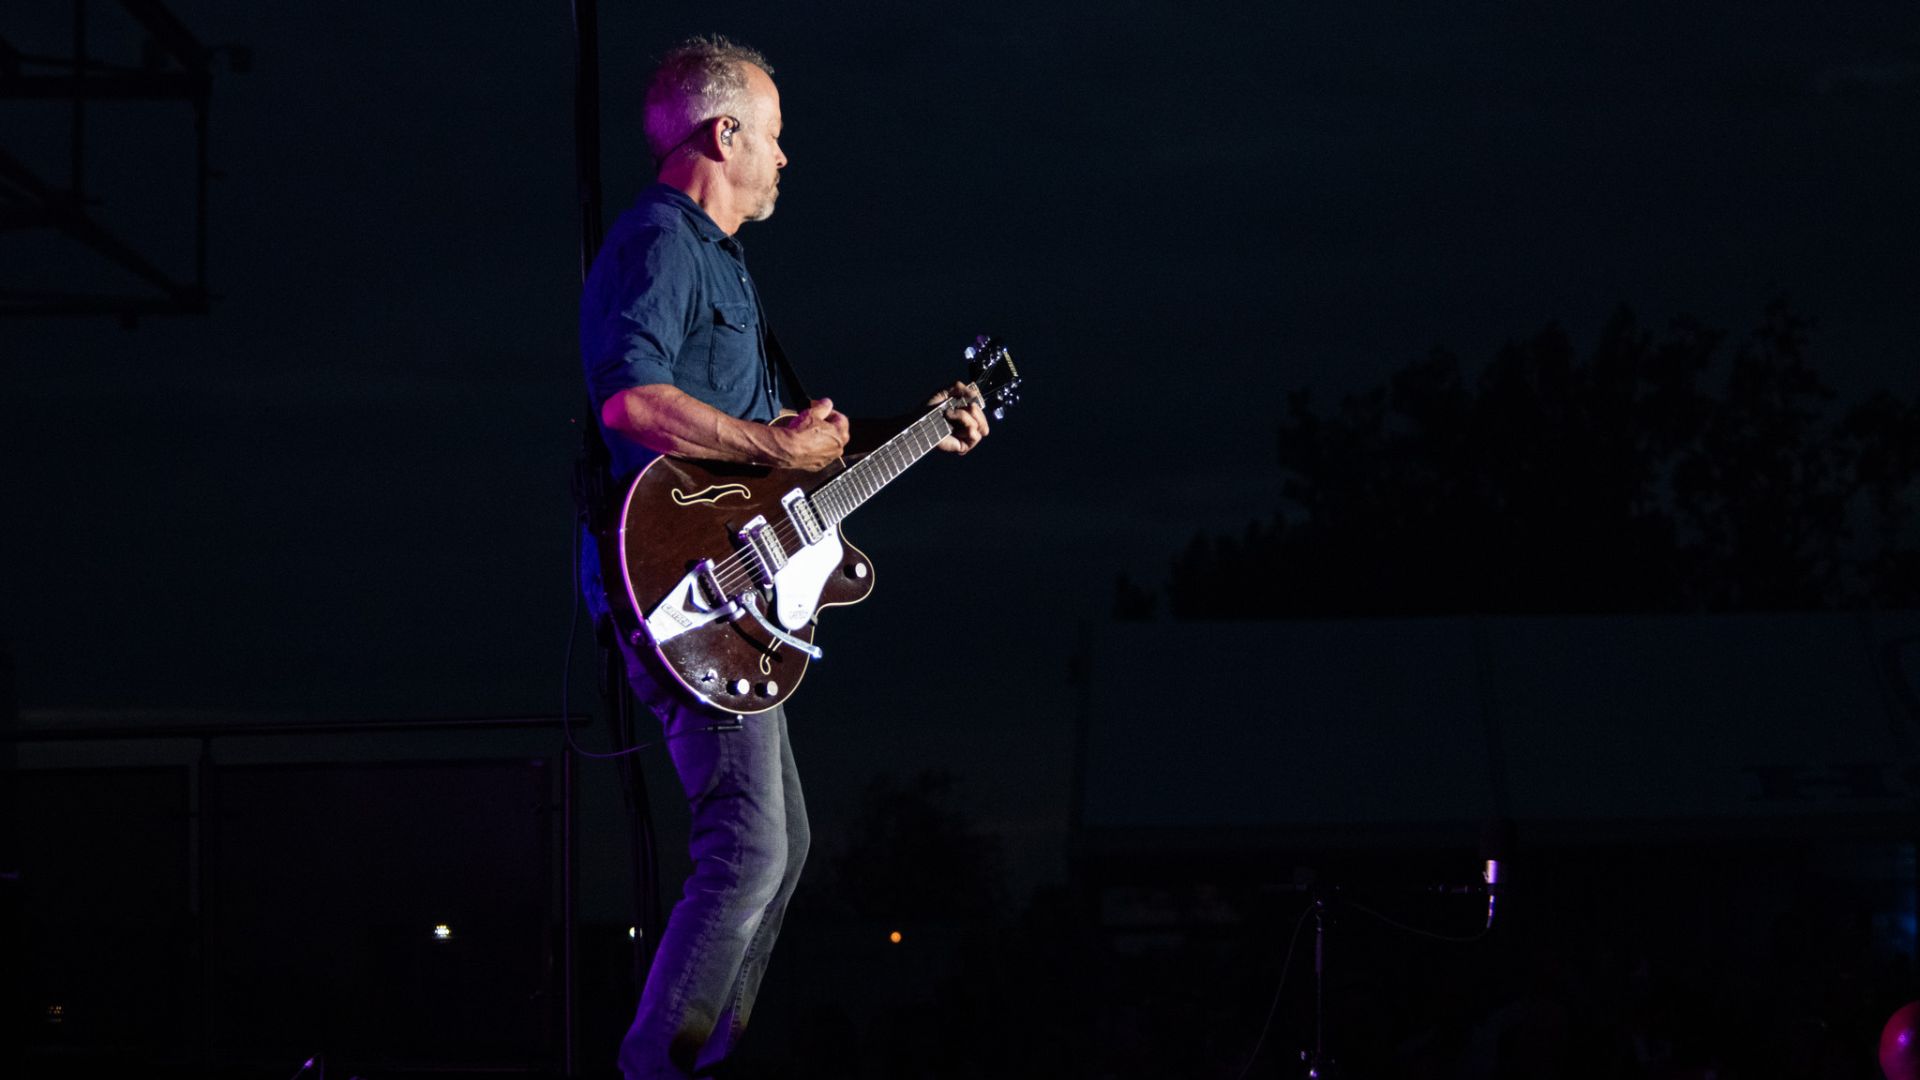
579, 35, 989, 1080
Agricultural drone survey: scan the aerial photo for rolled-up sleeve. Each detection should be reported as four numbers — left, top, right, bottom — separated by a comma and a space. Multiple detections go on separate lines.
583, 225, 699, 410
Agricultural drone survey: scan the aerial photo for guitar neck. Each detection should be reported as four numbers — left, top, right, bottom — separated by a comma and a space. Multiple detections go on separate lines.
809, 405, 952, 526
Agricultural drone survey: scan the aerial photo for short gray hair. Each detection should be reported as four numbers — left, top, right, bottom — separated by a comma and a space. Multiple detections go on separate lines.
643, 35, 774, 162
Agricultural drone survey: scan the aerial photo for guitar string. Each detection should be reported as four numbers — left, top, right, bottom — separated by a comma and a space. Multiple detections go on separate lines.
703, 426, 939, 597
696, 410, 950, 599
700, 426, 902, 587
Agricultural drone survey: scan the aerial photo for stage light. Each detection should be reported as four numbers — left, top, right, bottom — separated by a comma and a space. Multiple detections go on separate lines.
888, 930, 903, 944
433, 923, 453, 941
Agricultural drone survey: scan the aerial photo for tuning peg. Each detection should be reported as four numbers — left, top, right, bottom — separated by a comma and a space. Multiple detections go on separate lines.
964, 345, 977, 360
991, 406, 1006, 420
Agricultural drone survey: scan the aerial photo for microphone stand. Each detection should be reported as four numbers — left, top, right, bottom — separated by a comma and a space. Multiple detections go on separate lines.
1304, 889, 1334, 1080
1283, 866, 1499, 1080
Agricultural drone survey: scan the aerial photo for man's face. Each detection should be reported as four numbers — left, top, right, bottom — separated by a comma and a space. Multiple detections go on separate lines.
731, 64, 787, 223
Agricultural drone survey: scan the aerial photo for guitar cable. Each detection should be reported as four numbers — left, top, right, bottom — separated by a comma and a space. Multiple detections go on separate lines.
1231, 900, 1315, 1080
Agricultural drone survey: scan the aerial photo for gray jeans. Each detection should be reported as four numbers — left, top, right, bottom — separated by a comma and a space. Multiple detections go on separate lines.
616, 657, 810, 1079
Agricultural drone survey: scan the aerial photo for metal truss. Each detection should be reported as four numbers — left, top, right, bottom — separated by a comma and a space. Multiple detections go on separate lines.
0, 0, 245, 321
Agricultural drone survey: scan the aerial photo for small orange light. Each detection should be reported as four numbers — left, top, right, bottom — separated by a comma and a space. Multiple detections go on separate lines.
888, 930, 903, 944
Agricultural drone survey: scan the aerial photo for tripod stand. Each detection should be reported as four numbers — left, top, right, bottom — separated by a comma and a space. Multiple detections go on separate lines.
1245, 863, 1500, 1079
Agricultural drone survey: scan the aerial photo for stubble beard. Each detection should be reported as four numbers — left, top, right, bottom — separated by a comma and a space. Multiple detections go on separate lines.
748, 180, 779, 223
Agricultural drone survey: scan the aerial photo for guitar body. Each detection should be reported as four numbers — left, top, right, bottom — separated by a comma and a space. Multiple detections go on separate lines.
608, 454, 875, 714
604, 335, 1019, 716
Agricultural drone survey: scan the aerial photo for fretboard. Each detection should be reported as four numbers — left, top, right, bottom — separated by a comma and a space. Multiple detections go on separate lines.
809, 406, 952, 526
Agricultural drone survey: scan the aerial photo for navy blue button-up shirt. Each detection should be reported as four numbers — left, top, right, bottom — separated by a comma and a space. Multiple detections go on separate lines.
581, 183, 793, 480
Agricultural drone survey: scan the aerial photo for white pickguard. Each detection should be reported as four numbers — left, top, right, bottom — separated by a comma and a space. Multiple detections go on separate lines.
771, 530, 843, 630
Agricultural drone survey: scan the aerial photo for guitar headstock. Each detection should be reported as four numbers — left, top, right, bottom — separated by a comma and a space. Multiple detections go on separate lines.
964, 334, 1022, 420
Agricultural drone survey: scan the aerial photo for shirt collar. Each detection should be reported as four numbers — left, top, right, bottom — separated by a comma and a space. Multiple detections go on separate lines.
648, 182, 733, 246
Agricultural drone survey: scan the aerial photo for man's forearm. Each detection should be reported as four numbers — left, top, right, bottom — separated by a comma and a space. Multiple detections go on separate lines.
602, 385, 791, 465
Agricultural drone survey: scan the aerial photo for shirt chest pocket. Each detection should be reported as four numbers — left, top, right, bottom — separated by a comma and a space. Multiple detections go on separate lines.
705, 300, 761, 392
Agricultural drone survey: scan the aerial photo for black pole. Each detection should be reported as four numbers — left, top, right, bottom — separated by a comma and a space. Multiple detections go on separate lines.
70, 0, 87, 200
193, 92, 209, 302
1311, 899, 1324, 1077
573, 0, 604, 279
566, 5, 600, 1072
195, 736, 217, 1072
616, 673, 662, 974
562, 741, 578, 1077
0, 643, 18, 1078
570, 3, 667, 1072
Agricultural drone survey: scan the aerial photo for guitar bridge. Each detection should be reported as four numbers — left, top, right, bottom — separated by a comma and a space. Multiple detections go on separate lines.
693, 559, 740, 619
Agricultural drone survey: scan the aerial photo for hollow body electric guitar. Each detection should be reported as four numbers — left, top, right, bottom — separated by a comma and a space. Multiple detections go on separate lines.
607, 336, 1021, 715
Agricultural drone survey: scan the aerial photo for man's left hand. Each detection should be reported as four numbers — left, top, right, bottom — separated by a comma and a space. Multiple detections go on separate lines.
928, 381, 990, 455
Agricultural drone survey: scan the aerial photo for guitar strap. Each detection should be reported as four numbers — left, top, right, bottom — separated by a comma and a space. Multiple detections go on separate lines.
764, 326, 812, 412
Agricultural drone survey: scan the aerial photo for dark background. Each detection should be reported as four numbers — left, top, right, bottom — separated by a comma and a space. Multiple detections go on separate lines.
5, 2, 1919, 1077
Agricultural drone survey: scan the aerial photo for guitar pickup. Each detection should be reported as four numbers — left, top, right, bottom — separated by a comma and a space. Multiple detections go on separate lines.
781, 489, 824, 546
737, 515, 786, 585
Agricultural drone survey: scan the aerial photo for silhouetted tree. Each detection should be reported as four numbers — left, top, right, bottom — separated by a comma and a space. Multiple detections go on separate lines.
1131, 300, 1919, 618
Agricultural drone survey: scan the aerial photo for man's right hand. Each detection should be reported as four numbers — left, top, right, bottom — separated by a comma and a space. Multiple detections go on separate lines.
603, 385, 850, 471
774, 397, 850, 470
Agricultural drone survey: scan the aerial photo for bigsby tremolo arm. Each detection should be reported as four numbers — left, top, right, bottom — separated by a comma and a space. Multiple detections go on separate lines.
738, 592, 823, 660
689, 558, 823, 660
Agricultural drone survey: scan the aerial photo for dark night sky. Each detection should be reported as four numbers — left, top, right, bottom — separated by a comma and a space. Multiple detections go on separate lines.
5, 2, 1919, 882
